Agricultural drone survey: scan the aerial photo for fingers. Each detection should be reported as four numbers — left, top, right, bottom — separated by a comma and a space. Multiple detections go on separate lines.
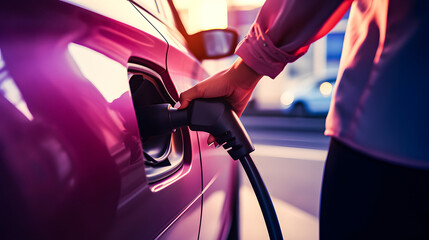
178, 84, 200, 109
178, 69, 229, 109
207, 134, 216, 146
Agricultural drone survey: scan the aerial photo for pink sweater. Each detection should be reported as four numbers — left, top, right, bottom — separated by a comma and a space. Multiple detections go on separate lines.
236, 0, 429, 168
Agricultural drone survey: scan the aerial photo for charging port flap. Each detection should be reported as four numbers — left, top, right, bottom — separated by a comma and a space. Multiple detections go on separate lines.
128, 64, 184, 183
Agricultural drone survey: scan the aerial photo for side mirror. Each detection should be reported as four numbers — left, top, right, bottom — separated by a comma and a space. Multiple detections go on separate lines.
188, 29, 238, 60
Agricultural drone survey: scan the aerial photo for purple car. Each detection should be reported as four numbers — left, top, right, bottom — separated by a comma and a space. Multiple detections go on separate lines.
0, 1, 240, 239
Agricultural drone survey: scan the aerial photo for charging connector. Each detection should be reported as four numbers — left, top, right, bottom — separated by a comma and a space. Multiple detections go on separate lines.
135, 98, 283, 239
136, 99, 254, 159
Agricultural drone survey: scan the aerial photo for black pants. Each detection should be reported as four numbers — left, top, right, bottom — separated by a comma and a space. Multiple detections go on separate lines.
320, 138, 429, 240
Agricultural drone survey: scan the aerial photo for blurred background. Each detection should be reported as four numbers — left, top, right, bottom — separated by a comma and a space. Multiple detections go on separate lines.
174, 1, 348, 239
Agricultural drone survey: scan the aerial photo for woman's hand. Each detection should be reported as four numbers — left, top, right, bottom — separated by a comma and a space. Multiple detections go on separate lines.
179, 57, 262, 145
179, 57, 262, 117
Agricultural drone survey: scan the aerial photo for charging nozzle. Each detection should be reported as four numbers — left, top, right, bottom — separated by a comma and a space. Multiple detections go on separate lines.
135, 98, 282, 239
186, 99, 254, 159
135, 98, 254, 159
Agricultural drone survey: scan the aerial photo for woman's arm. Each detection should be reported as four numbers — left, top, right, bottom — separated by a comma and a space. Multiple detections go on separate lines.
179, 0, 352, 145
237, 0, 352, 78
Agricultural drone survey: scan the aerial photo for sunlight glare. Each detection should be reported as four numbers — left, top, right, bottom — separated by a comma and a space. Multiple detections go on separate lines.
68, 43, 128, 103
0, 49, 34, 120
185, 0, 228, 34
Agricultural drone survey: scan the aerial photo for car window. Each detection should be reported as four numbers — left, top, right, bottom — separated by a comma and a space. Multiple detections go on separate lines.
133, 0, 176, 29
156, 0, 176, 28
133, 0, 160, 16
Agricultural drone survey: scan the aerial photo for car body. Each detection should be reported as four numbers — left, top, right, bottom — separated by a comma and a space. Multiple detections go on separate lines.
0, 1, 239, 239
280, 71, 338, 117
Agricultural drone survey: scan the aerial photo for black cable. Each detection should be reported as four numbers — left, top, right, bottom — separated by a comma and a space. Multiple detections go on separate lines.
135, 100, 284, 238
239, 154, 283, 240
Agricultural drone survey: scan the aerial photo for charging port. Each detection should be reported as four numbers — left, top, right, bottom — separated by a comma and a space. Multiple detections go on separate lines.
128, 64, 184, 183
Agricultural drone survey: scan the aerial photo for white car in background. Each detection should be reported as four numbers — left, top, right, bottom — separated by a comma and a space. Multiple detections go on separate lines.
280, 71, 338, 117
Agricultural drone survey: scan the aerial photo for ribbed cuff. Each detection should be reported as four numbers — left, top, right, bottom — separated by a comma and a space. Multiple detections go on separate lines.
235, 23, 308, 79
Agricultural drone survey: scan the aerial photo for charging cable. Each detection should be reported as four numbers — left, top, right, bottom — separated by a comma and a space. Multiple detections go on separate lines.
136, 98, 283, 240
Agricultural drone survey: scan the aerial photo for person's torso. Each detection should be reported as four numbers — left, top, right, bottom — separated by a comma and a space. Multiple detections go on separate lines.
326, 0, 429, 168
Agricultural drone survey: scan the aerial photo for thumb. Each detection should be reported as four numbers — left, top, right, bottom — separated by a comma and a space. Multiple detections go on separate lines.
178, 85, 200, 109
207, 134, 217, 146
177, 98, 190, 110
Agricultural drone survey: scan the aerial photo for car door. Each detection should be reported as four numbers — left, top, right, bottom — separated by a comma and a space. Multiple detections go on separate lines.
67, 1, 204, 239
130, 1, 240, 238
152, 1, 241, 239
0, 0, 202, 239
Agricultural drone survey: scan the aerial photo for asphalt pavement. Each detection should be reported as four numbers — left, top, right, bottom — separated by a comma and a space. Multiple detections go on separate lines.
241, 115, 329, 150
239, 114, 329, 240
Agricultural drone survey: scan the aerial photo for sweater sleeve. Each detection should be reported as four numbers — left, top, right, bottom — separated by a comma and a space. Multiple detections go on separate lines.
236, 0, 353, 78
